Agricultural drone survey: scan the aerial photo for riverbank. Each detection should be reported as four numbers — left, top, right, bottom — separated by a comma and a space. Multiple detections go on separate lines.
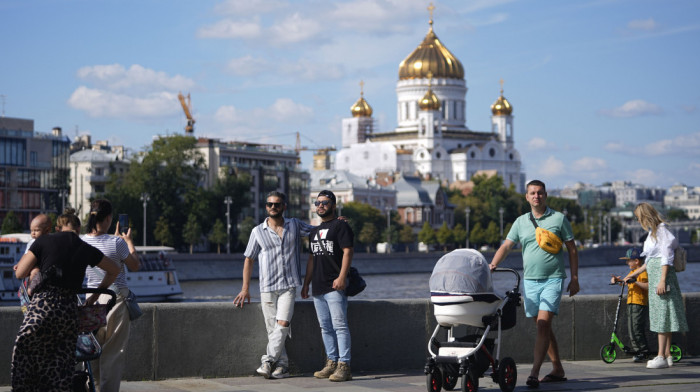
172, 245, 700, 281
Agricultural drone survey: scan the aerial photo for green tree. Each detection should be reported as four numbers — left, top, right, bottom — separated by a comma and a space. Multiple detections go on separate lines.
436, 222, 454, 252
484, 221, 500, 247
667, 208, 689, 221
153, 216, 174, 246
341, 201, 384, 246
237, 216, 257, 247
1, 211, 23, 234
418, 221, 437, 247
398, 224, 415, 253
208, 219, 228, 254
452, 223, 467, 248
358, 222, 380, 253
469, 222, 485, 248
182, 213, 202, 254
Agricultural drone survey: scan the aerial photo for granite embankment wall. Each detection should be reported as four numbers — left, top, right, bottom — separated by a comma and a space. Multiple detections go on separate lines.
1, 293, 698, 385
173, 245, 700, 280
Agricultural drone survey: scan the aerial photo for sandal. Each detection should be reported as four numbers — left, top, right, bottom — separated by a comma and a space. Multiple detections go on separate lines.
526, 375, 540, 389
540, 374, 567, 383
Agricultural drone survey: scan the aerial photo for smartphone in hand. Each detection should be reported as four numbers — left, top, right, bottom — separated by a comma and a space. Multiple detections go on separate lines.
118, 214, 129, 234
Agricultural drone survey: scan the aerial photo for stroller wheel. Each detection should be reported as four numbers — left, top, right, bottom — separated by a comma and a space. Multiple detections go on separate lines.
426, 368, 443, 392
443, 372, 458, 391
600, 344, 616, 364
497, 357, 517, 392
460, 369, 478, 392
670, 344, 682, 363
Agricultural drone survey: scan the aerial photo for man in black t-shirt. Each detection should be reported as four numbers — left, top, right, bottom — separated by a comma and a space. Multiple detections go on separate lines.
301, 190, 354, 382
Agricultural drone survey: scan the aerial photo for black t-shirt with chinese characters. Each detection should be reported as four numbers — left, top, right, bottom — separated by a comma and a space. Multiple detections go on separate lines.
309, 218, 354, 296
29, 231, 104, 290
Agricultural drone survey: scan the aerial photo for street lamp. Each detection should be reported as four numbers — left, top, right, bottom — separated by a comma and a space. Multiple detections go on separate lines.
598, 211, 603, 245
465, 207, 471, 248
58, 189, 69, 212
498, 207, 504, 241
337, 202, 343, 217
224, 196, 233, 254
385, 206, 391, 254
140, 193, 150, 246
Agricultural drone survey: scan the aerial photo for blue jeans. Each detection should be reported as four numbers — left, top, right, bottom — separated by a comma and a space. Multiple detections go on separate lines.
312, 290, 351, 363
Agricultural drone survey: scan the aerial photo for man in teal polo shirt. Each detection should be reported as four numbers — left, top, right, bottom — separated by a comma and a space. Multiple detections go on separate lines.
490, 179, 579, 388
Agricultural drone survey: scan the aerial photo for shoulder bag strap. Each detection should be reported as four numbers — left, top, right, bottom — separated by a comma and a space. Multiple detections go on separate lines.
528, 212, 539, 230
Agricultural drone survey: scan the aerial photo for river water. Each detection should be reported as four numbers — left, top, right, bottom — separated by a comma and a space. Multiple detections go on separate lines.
179, 262, 700, 303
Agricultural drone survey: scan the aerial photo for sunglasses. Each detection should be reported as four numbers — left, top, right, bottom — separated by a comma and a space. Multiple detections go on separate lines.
314, 200, 332, 207
266, 202, 283, 208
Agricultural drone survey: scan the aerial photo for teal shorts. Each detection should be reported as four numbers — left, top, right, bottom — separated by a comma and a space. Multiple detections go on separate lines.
523, 278, 565, 317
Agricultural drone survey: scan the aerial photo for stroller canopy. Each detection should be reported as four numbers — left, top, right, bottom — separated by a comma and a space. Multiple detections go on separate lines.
429, 249, 494, 294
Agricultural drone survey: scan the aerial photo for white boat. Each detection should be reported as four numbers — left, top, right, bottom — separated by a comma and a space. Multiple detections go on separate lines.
0, 236, 182, 304
128, 246, 183, 302
0, 234, 30, 303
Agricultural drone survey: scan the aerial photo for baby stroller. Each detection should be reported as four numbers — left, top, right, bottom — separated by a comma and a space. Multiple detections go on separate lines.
425, 249, 521, 392
73, 288, 117, 392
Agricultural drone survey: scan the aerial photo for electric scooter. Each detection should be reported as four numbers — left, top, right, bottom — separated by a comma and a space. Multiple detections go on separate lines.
600, 279, 682, 364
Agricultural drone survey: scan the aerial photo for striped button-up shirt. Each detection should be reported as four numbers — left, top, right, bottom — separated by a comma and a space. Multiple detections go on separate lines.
244, 217, 313, 292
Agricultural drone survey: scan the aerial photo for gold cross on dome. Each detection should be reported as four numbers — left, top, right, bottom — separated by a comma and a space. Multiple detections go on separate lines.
359, 80, 365, 96
428, 2, 435, 25
499, 78, 505, 94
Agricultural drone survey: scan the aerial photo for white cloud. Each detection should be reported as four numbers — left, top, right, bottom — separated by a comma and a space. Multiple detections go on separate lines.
226, 55, 271, 76
269, 13, 323, 44
627, 18, 658, 31
603, 142, 626, 153
598, 99, 663, 118
627, 168, 662, 185
76, 64, 195, 94
572, 157, 607, 172
213, 0, 288, 14
197, 18, 262, 39
214, 98, 313, 126
279, 59, 345, 81
537, 156, 565, 177
643, 131, 700, 156
526, 137, 555, 150
68, 87, 179, 118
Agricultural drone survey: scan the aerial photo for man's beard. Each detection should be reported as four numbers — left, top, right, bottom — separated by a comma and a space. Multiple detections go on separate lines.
268, 210, 282, 218
317, 208, 334, 218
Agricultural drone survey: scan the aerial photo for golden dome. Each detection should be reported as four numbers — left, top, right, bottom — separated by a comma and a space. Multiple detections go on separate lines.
491, 80, 513, 115
398, 24, 464, 80
419, 73, 440, 111
350, 81, 373, 117
350, 96, 372, 117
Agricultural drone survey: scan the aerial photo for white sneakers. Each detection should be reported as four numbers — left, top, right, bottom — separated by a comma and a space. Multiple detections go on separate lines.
646, 356, 669, 369
271, 366, 289, 379
256, 362, 272, 378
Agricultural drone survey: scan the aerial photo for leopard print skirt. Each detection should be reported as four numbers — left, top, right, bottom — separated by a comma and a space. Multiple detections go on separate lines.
11, 286, 78, 392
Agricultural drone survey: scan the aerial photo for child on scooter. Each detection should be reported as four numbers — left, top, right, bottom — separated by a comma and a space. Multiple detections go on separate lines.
610, 247, 650, 362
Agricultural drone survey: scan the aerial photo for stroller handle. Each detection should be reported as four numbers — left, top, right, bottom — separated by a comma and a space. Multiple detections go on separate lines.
493, 267, 521, 292
77, 288, 117, 311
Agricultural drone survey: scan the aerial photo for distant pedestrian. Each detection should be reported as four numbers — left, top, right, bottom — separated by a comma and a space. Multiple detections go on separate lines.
83, 199, 141, 391
610, 247, 650, 362
627, 202, 688, 369
234, 191, 314, 380
489, 180, 579, 388
302, 190, 355, 382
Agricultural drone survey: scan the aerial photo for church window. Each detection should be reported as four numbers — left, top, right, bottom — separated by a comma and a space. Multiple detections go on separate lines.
345, 156, 350, 163
489, 148, 495, 157
470, 151, 475, 158
383, 153, 388, 161
509, 153, 513, 160
420, 152, 425, 159
457, 143, 462, 148
363, 151, 369, 159
436, 152, 441, 159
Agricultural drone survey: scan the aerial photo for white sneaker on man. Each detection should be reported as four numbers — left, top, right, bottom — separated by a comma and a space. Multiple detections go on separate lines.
271, 365, 289, 379
666, 356, 674, 367
256, 362, 272, 378
646, 356, 668, 369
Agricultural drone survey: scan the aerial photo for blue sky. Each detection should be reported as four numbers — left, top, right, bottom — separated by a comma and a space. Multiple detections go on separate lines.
2, 0, 699, 190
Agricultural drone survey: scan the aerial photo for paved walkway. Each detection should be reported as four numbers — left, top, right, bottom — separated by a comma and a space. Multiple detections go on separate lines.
1, 358, 698, 391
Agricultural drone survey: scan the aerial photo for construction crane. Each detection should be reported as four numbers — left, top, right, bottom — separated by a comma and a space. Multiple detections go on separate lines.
295, 132, 336, 170
177, 92, 195, 134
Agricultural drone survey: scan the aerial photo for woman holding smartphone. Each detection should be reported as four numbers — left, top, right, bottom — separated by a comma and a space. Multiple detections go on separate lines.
83, 199, 141, 391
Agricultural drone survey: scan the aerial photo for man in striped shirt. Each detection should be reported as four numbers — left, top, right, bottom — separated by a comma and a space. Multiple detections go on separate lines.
233, 191, 314, 379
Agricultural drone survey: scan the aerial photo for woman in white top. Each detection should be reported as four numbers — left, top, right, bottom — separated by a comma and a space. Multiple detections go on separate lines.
83, 199, 140, 391
630, 203, 688, 369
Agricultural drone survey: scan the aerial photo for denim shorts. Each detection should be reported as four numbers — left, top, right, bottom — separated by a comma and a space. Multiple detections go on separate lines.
523, 278, 565, 317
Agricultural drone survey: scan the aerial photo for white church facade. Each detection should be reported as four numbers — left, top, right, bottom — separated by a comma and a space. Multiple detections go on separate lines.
335, 14, 525, 193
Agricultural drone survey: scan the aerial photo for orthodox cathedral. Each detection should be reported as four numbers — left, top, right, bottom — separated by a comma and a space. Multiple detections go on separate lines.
335, 11, 525, 193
